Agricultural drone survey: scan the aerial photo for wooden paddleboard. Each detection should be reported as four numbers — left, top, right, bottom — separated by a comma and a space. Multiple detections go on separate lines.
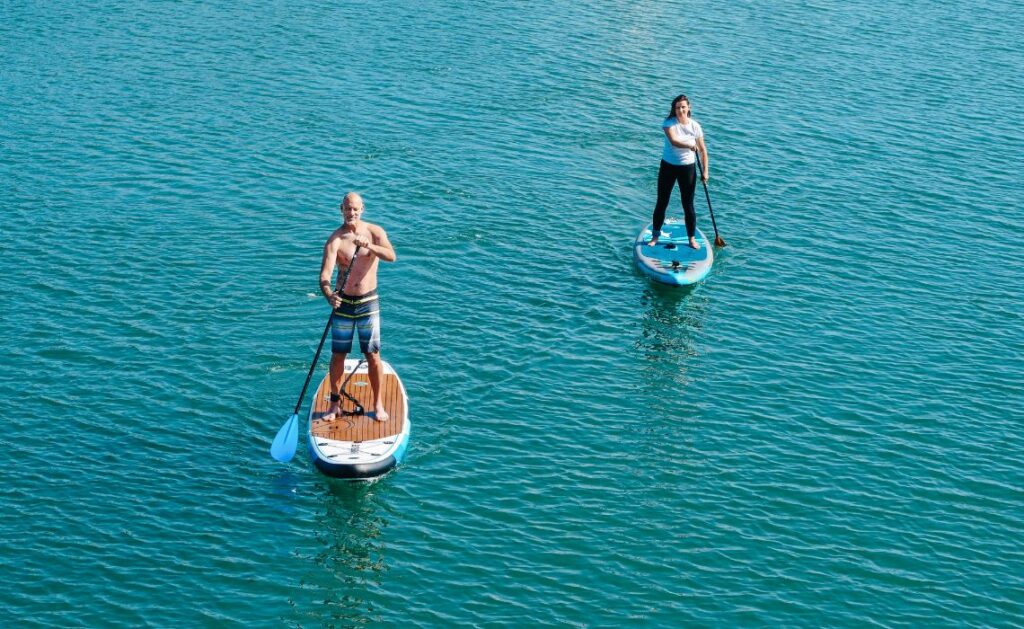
634, 219, 714, 286
307, 358, 410, 480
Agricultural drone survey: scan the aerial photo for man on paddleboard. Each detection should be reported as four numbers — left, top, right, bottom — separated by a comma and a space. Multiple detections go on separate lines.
319, 192, 397, 422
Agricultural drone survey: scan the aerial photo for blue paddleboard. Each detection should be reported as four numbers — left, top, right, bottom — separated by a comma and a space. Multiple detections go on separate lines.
634, 219, 714, 286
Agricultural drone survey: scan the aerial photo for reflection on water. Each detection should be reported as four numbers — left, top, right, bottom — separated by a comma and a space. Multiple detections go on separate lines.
267, 469, 302, 516
298, 478, 392, 627
634, 283, 710, 392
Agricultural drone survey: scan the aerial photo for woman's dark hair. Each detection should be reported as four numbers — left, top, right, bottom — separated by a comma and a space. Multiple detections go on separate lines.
666, 94, 690, 120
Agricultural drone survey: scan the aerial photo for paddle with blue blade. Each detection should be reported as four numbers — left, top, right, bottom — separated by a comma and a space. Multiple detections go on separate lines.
271, 245, 361, 462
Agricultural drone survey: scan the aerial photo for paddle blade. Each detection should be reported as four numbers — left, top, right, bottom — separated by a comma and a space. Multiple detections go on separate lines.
714, 235, 727, 248
270, 413, 300, 462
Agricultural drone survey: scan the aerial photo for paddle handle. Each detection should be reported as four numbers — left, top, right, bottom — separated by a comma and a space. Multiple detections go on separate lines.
290, 245, 361, 415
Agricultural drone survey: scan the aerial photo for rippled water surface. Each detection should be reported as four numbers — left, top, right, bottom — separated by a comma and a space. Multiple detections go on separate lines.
3, 1, 1023, 626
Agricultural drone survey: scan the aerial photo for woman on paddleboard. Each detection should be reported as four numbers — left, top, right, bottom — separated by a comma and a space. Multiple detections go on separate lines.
648, 94, 709, 249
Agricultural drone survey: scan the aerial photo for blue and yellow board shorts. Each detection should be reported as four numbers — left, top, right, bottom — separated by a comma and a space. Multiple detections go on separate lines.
331, 290, 381, 354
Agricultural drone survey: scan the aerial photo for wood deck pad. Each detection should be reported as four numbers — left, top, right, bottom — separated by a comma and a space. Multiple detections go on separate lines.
309, 372, 404, 442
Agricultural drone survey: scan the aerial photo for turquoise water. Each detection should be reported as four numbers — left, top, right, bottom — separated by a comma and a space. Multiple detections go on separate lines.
3, 0, 1023, 625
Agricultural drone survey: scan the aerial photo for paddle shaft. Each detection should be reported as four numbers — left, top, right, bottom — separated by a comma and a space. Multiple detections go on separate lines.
290, 245, 361, 415
694, 153, 724, 244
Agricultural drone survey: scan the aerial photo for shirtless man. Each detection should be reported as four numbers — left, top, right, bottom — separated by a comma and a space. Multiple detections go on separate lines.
319, 192, 397, 422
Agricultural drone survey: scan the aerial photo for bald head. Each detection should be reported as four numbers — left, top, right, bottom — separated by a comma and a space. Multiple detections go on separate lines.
340, 192, 366, 226
341, 192, 364, 211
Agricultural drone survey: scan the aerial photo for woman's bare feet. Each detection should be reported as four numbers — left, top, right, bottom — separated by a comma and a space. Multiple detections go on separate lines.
688, 236, 700, 250
647, 230, 671, 247
322, 403, 342, 421
370, 404, 390, 422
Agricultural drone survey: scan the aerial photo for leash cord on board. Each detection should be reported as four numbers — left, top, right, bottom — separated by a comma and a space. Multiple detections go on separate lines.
338, 358, 367, 416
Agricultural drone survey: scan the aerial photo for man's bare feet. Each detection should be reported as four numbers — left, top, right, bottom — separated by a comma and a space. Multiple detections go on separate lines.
688, 237, 700, 250
369, 405, 390, 422
322, 402, 341, 421
647, 236, 659, 247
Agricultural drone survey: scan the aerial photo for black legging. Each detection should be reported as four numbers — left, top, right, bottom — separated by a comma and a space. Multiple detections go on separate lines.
652, 160, 697, 238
